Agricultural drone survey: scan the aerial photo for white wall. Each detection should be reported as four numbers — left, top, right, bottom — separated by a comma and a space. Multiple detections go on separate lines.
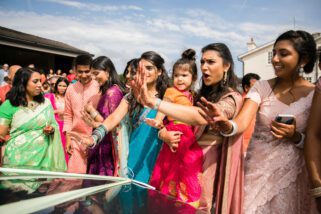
241, 38, 321, 82
242, 45, 275, 80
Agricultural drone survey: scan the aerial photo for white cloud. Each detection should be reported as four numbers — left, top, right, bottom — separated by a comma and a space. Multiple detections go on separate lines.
1, 6, 318, 77
43, 0, 143, 12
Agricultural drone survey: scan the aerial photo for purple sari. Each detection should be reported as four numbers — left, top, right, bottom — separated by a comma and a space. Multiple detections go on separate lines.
87, 85, 123, 176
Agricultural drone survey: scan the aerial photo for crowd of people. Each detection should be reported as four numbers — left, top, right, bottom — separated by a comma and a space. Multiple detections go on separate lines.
0, 29, 321, 213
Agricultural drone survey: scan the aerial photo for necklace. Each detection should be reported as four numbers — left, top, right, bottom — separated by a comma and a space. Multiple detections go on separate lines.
27, 101, 39, 111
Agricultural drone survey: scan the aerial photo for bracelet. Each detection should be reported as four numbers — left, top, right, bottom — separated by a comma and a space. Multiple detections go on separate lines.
220, 120, 238, 137
153, 98, 162, 110
310, 187, 321, 198
294, 132, 305, 149
91, 124, 108, 148
90, 110, 99, 119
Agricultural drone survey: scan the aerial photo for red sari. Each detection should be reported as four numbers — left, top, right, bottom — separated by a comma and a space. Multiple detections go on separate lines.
149, 87, 203, 207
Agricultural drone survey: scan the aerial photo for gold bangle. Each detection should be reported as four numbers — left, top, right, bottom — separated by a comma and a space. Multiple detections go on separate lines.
310, 187, 321, 198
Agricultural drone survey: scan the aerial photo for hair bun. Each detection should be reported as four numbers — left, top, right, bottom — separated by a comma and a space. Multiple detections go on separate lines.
182, 49, 196, 61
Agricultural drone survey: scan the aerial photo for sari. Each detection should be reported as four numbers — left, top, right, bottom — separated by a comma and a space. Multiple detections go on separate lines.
195, 91, 244, 214
127, 107, 162, 183
44, 93, 68, 163
0, 99, 66, 172
87, 85, 123, 176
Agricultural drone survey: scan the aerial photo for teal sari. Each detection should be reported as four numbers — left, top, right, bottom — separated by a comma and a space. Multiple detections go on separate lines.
127, 108, 162, 183
0, 99, 67, 172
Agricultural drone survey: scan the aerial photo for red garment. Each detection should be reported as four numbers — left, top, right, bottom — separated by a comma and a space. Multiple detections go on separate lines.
150, 122, 203, 206
0, 84, 11, 104
149, 87, 203, 207
67, 73, 76, 83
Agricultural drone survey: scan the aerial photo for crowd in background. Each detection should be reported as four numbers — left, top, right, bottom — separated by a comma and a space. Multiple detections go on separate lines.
0, 29, 321, 214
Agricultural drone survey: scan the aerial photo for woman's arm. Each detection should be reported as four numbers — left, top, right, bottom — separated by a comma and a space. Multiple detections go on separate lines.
0, 125, 9, 142
305, 89, 321, 187
198, 97, 259, 134
156, 101, 208, 126
101, 98, 129, 132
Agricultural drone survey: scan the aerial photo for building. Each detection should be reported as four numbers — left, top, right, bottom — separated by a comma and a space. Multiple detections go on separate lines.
0, 26, 91, 74
238, 33, 321, 82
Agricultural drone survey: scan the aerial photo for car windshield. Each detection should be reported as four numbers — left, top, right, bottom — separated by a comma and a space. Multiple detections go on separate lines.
0, 168, 201, 213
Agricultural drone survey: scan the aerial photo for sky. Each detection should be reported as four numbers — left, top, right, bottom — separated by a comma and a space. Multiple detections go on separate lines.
0, 0, 320, 77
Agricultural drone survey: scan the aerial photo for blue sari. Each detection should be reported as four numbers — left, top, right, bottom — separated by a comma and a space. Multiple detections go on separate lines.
127, 108, 162, 183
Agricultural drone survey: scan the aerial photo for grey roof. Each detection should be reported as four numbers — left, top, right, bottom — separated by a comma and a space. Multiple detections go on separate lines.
0, 26, 90, 55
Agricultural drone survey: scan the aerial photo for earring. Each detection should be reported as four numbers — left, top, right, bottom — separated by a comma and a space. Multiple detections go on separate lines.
223, 71, 227, 85
299, 66, 304, 75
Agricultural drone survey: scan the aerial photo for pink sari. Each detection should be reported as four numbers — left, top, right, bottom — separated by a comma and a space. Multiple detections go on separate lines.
45, 93, 68, 163
195, 91, 244, 214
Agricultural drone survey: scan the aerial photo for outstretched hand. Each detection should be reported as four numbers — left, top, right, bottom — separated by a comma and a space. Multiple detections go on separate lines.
197, 97, 231, 133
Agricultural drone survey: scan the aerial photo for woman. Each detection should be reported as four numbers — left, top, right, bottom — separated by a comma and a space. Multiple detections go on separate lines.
200, 30, 317, 213
132, 43, 243, 213
0, 68, 66, 172
82, 56, 126, 176
45, 77, 69, 163
305, 51, 321, 212
81, 52, 170, 183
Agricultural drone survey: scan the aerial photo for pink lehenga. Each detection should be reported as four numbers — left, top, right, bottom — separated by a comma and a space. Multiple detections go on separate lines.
149, 87, 203, 207
244, 80, 317, 214
45, 93, 68, 163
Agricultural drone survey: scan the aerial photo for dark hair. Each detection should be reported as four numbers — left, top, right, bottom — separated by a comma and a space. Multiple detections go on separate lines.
318, 46, 321, 63
92, 56, 126, 94
172, 49, 198, 82
54, 77, 69, 95
141, 51, 171, 99
73, 54, 93, 69
123, 58, 140, 80
274, 30, 317, 74
197, 43, 239, 103
128, 51, 170, 121
6, 67, 44, 106
242, 73, 260, 91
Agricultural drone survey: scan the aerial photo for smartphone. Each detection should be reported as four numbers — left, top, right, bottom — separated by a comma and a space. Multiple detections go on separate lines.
275, 114, 295, 124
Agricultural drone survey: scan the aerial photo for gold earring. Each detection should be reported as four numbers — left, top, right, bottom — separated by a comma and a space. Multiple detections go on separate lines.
223, 71, 227, 84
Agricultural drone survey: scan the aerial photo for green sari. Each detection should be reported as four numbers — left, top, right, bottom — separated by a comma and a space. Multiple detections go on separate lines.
0, 99, 66, 172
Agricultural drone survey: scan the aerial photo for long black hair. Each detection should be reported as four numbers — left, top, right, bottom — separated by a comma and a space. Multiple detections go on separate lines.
128, 51, 171, 121
197, 43, 239, 103
92, 56, 126, 94
54, 77, 69, 95
6, 67, 44, 107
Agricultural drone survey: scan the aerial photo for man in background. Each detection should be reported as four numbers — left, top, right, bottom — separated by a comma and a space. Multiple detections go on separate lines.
241, 73, 260, 156
0, 65, 21, 105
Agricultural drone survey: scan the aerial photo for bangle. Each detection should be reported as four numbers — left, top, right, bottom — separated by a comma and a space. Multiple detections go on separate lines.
153, 98, 162, 110
220, 120, 238, 137
91, 124, 108, 148
310, 187, 321, 198
90, 110, 98, 119
294, 132, 305, 149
